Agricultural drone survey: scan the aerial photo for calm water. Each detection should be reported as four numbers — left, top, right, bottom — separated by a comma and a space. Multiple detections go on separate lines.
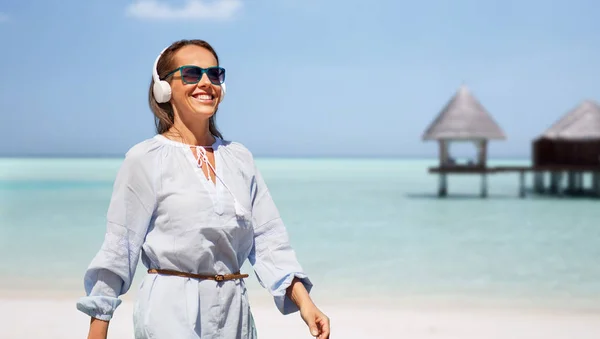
1, 157, 599, 310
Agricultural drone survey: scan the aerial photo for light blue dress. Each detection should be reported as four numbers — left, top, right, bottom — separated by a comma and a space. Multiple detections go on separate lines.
76, 134, 312, 339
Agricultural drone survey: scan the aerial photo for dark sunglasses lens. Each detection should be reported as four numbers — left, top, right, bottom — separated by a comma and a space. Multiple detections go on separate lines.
207, 68, 225, 84
181, 67, 202, 83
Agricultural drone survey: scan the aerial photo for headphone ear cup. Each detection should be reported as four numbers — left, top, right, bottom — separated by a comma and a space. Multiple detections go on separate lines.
153, 80, 172, 103
219, 83, 226, 103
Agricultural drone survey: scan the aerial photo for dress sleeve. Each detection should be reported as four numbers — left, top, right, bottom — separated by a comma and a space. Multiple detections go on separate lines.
247, 163, 313, 315
75, 152, 157, 321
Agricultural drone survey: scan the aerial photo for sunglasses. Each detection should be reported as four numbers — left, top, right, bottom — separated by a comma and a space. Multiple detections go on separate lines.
163, 65, 226, 85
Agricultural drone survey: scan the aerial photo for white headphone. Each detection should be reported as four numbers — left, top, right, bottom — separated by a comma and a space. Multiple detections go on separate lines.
152, 47, 227, 104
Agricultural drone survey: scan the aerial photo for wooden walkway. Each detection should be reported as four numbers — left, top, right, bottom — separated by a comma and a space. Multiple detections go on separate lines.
429, 165, 600, 198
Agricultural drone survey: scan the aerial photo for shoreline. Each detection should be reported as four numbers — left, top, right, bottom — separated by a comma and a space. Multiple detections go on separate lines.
2, 286, 599, 316
3, 296, 600, 339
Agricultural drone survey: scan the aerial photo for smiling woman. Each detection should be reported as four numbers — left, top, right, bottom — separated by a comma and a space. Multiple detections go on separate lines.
75, 39, 330, 339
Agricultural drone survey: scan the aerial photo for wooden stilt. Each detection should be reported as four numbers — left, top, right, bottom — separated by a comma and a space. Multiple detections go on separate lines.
519, 171, 526, 198
533, 172, 544, 193
567, 171, 576, 193
542, 171, 548, 193
593, 172, 600, 197
550, 172, 560, 194
481, 173, 488, 198
575, 172, 583, 193
438, 174, 447, 197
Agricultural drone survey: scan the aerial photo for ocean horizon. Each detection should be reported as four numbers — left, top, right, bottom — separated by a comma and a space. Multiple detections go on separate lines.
0, 154, 533, 160
1, 157, 599, 313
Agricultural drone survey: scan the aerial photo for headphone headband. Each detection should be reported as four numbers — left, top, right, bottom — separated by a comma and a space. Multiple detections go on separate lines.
152, 47, 168, 83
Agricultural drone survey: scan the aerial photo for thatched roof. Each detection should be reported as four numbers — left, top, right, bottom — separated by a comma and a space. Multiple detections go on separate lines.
422, 85, 506, 141
537, 100, 600, 140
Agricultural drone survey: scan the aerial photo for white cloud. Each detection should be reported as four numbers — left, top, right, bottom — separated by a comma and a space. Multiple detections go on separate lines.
126, 0, 242, 20
0, 13, 9, 22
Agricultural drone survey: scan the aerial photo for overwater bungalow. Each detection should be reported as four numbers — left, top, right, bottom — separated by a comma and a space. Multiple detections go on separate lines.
532, 100, 600, 196
422, 85, 506, 197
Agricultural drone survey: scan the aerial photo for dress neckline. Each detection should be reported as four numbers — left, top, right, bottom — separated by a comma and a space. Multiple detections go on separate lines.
153, 134, 222, 149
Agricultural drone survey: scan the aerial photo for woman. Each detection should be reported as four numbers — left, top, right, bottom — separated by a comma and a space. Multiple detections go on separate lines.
76, 39, 330, 339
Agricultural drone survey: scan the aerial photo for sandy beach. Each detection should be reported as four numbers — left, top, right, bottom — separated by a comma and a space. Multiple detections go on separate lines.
3, 293, 600, 339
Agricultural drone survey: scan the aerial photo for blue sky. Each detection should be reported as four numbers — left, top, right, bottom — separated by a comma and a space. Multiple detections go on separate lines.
0, 0, 599, 158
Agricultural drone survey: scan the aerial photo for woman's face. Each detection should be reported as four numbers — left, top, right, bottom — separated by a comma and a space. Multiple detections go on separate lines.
168, 45, 224, 124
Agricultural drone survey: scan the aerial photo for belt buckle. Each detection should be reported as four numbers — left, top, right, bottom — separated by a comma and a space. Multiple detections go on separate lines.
214, 274, 225, 281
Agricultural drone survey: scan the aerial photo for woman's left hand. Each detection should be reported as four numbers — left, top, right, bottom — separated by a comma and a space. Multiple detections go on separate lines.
300, 304, 330, 339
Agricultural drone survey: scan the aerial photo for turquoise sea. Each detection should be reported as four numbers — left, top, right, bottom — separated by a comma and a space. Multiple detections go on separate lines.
1, 157, 599, 311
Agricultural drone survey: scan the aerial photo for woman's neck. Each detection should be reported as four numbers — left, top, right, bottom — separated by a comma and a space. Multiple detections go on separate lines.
165, 119, 215, 147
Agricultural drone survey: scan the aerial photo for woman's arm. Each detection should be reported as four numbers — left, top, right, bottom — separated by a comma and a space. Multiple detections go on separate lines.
287, 278, 330, 339
88, 318, 109, 339
76, 149, 157, 333
286, 277, 316, 309
247, 161, 314, 314
246, 152, 330, 337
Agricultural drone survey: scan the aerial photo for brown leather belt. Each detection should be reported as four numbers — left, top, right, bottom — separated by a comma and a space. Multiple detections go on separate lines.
148, 268, 249, 282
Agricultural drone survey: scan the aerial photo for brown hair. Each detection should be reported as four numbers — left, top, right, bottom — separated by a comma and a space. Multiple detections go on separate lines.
148, 39, 223, 139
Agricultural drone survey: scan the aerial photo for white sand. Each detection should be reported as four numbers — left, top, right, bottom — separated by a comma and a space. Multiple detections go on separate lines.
2, 294, 600, 339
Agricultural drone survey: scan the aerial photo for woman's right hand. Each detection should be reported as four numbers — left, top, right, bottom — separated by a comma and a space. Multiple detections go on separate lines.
87, 318, 109, 339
